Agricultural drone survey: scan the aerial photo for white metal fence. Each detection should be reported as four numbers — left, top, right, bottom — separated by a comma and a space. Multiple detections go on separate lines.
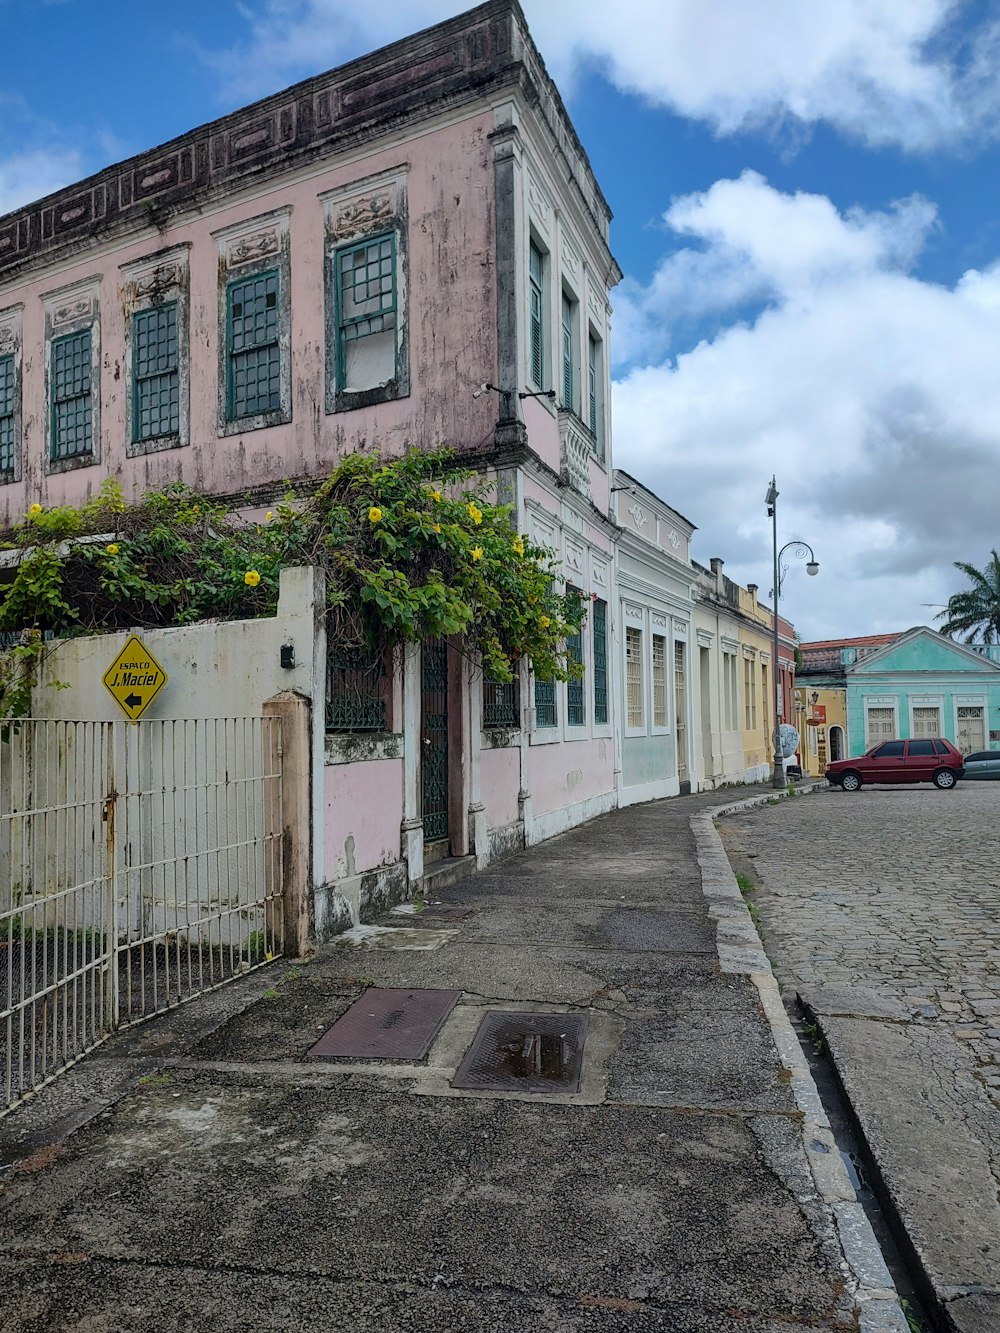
1, 716, 283, 1114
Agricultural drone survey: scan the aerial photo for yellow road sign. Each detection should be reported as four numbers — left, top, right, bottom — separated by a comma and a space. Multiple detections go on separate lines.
102, 635, 168, 721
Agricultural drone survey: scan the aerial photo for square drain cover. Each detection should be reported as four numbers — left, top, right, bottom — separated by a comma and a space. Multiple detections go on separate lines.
307, 988, 460, 1061
452, 1011, 587, 1093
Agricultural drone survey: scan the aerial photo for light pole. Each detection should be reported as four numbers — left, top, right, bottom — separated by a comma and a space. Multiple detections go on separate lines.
766, 477, 819, 789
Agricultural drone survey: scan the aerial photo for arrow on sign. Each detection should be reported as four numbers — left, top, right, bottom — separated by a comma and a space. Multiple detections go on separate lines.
124, 693, 143, 708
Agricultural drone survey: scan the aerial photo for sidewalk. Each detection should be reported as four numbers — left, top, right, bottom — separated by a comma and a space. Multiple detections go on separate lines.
0, 790, 907, 1332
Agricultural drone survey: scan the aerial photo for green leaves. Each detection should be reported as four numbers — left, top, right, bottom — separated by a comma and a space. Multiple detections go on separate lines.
1, 448, 585, 713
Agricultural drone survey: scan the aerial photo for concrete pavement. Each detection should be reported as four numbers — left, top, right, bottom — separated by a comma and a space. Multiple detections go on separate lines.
721, 782, 1000, 1333
0, 789, 907, 1332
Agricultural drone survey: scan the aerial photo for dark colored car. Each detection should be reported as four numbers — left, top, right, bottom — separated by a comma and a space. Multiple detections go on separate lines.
962, 750, 1000, 780
826, 738, 965, 791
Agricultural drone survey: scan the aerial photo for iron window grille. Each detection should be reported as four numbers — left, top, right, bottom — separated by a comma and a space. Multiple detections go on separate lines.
534, 677, 557, 729
133, 303, 179, 442
566, 601, 585, 726
652, 634, 668, 727
592, 598, 608, 724
335, 232, 397, 391
326, 645, 387, 732
51, 330, 93, 461
226, 269, 281, 421
483, 673, 520, 729
529, 242, 544, 389
626, 625, 643, 729
0, 353, 14, 477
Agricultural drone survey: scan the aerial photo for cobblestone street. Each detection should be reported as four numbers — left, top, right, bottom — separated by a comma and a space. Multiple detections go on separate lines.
720, 781, 1000, 1330
722, 783, 1000, 1099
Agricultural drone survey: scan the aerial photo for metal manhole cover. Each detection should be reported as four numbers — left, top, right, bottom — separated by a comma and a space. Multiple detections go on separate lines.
452, 1012, 587, 1093
307, 988, 461, 1060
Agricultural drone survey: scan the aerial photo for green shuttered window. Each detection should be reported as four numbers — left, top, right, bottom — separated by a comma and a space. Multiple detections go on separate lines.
51, 330, 93, 460
561, 293, 574, 410
529, 242, 544, 389
227, 270, 281, 420
0, 354, 14, 476
133, 303, 179, 442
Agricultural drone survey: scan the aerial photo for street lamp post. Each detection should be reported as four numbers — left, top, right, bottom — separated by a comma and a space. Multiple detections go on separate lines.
766, 477, 819, 789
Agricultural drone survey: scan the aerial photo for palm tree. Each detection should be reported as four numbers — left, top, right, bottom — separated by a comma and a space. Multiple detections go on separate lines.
936, 550, 1000, 644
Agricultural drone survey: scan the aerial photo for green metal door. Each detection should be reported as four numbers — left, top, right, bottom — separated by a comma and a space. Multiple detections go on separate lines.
421, 637, 449, 844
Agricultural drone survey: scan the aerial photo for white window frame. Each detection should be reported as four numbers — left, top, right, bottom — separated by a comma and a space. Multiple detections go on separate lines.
651, 629, 670, 734
625, 619, 645, 736
864, 698, 898, 747
908, 695, 944, 739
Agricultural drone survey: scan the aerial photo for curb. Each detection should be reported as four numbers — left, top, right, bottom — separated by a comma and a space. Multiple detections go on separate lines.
691, 791, 911, 1333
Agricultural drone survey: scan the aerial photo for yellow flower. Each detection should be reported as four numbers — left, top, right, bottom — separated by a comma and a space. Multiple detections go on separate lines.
105, 543, 119, 556
433, 523, 442, 534
471, 545, 484, 562
539, 615, 551, 629
265, 510, 273, 521
28, 503, 42, 516
368, 506, 383, 523
527, 594, 537, 605
513, 538, 524, 557
431, 489, 442, 503
467, 502, 483, 525
244, 570, 261, 587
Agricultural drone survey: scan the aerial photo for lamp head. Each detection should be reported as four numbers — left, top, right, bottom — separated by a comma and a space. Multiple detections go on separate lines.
806, 561, 819, 577
765, 478, 778, 506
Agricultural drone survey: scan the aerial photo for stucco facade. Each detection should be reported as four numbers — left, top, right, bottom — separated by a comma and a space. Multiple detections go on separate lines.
691, 559, 798, 788
612, 471, 697, 803
0, 2, 623, 929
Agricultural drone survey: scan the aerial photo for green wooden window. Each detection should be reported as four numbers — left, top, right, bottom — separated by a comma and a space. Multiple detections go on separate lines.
51, 330, 93, 460
561, 293, 574, 409
529, 242, 544, 388
335, 233, 397, 392
588, 334, 599, 436
566, 612, 585, 726
133, 303, 179, 442
0, 354, 14, 476
227, 269, 280, 420
592, 598, 608, 724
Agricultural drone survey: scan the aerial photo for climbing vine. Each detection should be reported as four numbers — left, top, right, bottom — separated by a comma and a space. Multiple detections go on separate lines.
0, 450, 584, 717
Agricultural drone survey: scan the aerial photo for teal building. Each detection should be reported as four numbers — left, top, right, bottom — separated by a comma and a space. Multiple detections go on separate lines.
842, 627, 1000, 756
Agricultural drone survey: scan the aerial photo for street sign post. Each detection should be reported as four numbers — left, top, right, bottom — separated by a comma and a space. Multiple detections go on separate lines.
102, 635, 167, 721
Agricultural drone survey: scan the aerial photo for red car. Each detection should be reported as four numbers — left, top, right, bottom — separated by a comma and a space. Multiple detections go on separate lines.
826, 738, 965, 791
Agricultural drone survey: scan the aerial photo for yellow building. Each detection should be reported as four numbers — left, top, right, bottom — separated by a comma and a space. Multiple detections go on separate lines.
794, 685, 848, 777
737, 585, 778, 783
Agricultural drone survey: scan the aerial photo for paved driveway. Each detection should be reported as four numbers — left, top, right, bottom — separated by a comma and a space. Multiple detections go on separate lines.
720, 782, 1000, 1333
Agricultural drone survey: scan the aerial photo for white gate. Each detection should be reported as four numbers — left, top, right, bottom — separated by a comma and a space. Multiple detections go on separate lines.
1, 717, 283, 1114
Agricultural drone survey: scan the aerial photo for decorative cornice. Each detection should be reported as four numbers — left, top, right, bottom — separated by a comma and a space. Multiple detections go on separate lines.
0, 1, 613, 287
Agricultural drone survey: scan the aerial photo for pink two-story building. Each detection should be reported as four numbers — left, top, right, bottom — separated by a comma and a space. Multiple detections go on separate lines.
0, 1, 622, 933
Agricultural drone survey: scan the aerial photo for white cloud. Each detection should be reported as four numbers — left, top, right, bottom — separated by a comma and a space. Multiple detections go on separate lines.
203, 0, 999, 151
0, 97, 86, 214
611, 174, 1000, 638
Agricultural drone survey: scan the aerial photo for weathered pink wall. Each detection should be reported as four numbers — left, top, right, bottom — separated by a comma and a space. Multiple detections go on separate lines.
481, 746, 520, 831
0, 112, 499, 525
527, 737, 614, 818
324, 760, 403, 881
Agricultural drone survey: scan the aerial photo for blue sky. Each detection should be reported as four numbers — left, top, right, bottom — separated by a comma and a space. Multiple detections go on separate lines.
3, 0, 1000, 640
